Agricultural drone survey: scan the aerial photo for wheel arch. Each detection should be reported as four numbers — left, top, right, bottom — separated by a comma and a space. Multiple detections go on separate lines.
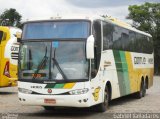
103, 81, 112, 101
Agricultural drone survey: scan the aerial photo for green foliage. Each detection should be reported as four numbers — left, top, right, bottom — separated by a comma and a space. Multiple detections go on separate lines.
127, 2, 160, 75
0, 8, 22, 28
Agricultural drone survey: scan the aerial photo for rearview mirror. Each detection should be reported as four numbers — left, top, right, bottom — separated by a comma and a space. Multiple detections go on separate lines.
86, 35, 95, 59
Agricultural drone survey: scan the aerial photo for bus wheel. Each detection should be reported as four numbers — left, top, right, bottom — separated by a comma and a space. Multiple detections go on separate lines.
135, 81, 145, 99
96, 86, 109, 112
43, 106, 55, 111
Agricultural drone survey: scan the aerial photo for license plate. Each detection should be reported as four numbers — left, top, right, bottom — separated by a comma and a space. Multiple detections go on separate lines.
44, 99, 56, 104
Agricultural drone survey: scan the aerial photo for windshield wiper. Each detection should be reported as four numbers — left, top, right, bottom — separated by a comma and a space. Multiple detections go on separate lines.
32, 47, 48, 80
52, 49, 67, 80
52, 58, 67, 80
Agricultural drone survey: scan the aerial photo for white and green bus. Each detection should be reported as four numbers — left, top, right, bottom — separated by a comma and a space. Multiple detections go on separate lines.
18, 16, 154, 112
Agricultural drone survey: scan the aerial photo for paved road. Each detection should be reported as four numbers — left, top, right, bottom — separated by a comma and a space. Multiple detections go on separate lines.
0, 76, 160, 119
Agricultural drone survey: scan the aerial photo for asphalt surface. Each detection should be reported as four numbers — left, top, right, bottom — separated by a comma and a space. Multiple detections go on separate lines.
0, 76, 160, 119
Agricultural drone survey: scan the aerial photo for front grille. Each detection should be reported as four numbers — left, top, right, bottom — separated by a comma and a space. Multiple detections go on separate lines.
11, 52, 18, 60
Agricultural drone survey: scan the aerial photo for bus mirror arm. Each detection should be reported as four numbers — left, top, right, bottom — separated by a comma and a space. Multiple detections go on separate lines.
86, 35, 95, 59
15, 32, 22, 42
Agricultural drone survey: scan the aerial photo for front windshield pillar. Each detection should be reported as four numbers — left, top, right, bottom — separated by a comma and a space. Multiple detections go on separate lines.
19, 42, 51, 80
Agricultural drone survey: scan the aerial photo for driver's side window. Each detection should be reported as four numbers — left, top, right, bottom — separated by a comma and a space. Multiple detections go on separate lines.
0, 31, 3, 44
91, 20, 102, 78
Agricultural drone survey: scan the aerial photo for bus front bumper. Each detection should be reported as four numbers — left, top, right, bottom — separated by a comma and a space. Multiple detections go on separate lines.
18, 92, 92, 107
9, 78, 18, 86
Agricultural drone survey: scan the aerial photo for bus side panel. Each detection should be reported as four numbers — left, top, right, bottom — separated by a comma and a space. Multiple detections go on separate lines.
8, 43, 19, 86
3, 28, 19, 87
148, 68, 154, 88
0, 46, 10, 87
114, 51, 154, 95
104, 50, 154, 99
125, 52, 139, 93
100, 50, 121, 100
0, 27, 9, 87
0, 46, 1, 86
130, 53, 154, 92
113, 50, 131, 96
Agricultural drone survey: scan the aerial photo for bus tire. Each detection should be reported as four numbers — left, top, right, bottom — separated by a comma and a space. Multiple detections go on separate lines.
43, 106, 55, 111
96, 86, 109, 112
135, 80, 145, 99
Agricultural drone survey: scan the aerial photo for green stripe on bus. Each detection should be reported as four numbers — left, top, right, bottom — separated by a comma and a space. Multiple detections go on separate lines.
45, 84, 56, 88
113, 50, 130, 96
113, 50, 126, 96
119, 51, 130, 94
45, 84, 65, 89
54, 84, 65, 88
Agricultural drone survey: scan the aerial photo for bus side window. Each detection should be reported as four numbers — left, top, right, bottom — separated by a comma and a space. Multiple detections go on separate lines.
103, 21, 114, 50
0, 31, 7, 44
0, 31, 3, 44
2, 32, 7, 41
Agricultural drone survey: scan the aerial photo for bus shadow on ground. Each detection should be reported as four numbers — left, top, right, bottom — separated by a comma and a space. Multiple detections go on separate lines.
109, 93, 147, 106
0, 92, 17, 95
22, 107, 98, 118
23, 93, 148, 118
0, 87, 17, 95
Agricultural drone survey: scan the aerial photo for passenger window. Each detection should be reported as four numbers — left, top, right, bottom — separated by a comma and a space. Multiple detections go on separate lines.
0, 31, 3, 43
2, 32, 7, 41
103, 21, 114, 50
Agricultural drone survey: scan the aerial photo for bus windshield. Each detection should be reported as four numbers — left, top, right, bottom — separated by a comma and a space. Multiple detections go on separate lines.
22, 21, 90, 39
19, 41, 88, 81
19, 20, 90, 82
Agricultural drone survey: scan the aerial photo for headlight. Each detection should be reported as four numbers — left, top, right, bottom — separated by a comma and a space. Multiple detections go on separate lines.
18, 88, 32, 94
69, 88, 89, 95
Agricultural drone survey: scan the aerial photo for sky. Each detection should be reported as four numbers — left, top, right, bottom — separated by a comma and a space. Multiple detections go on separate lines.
0, 0, 159, 23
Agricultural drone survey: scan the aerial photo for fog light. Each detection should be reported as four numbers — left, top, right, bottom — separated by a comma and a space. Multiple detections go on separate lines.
18, 88, 32, 94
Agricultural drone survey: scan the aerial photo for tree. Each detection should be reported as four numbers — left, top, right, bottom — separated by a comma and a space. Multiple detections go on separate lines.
127, 2, 160, 75
0, 8, 22, 27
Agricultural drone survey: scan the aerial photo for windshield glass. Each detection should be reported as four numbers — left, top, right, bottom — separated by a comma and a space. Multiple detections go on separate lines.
22, 21, 90, 39
19, 42, 51, 80
19, 41, 89, 81
52, 41, 88, 80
